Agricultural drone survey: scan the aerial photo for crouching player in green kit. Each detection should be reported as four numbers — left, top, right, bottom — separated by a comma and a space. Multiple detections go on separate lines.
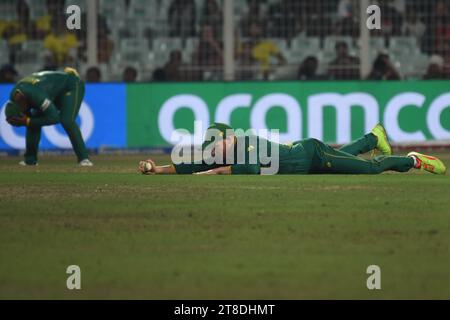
138, 123, 446, 176
4, 68, 93, 166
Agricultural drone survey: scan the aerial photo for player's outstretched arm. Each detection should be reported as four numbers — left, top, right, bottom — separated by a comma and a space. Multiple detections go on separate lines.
194, 166, 232, 175
139, 160, 232, 175
139, 159, 176, 175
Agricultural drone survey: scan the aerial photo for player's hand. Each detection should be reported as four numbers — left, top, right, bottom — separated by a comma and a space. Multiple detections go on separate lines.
7, 115, 29, 127
139, 159, 156, 175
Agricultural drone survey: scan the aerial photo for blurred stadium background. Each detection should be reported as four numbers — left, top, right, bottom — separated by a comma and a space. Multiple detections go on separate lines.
1, 1, 450, 300
0, 0, 449, 82
0, 0, 449, 153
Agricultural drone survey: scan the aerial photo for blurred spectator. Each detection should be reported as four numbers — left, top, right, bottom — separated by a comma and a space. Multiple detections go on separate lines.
297, 56, 323, 80
378, 0, 404, 36
41, 53, 58, 71
80, 12, 109, 39
423, 54, 446, 79
335, 0, 359, 37
334, 15, 359, 38
86, 67, 101, 82
163, 50, 187, 81
0, 64, 18, 83
152, 68, 167, 81
337, 0, 359, 19
97, 33, 114, 64
241, 0, 265, 38
305, 0, 332, 38
327, 41, 359, 80
2, 21, 27, 47
193, 24, 223, 79
1, 1, 31, 48
402, 9, 426, 42
422, 0, 443, 53
41, 63, 58, 72
1, 0, 444, 83
433, 0, 450, 55
35, 0, 66, 38
17, 0, 33, 37
123, 66, 138, 82
43, 16, 79, 66
390, 0, 406, 15
367, 51, 401, 80
77, 13, 113, 64
266, 0, 284, 38
200, 0, 223, 36
0, 0, 32, 63
267, 0, 303, 39
235, 41, 257, 80
168, 0, 196, 38
243, 20, 286, 80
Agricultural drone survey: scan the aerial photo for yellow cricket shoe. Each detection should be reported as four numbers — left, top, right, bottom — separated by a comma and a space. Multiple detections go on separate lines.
407, 152, 447, 175
371, 124, 392, 156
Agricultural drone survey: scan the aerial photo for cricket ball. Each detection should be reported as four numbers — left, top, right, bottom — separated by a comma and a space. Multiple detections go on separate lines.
144, 161, 153, 172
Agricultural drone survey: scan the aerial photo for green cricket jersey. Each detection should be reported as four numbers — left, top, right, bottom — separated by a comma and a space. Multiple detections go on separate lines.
173, 135, 314, 175
10, 71, 81, 128
229, 135, 313, 174
174, 131, 415, 175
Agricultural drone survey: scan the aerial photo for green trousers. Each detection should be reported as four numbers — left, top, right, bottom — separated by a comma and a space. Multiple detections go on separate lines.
303, 134, 414, 174
25, 77, 89, 164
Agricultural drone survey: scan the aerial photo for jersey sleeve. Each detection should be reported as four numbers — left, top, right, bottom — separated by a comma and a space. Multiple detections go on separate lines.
20, 84, 60, 127
172, 162, 222, 174
28, 101, 60, 127
230, 163, 260, 174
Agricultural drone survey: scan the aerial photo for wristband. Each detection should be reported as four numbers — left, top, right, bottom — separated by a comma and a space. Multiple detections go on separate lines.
26, 117, 31, 126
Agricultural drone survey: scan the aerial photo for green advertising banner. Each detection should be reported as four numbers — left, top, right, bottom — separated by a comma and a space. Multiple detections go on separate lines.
126, 81, 450, 147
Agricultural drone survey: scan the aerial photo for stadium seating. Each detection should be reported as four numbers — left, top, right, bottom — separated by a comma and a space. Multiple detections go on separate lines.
397, 52, 429, 79
116, 38, 148, 66
21, 40, 45, 53
2, 0, 445, 81
183, 37, 199, 63
14, 50, 41, 77
99, 0, 125, 19
0, 1, 17, 21
369, 37, 387, 52
290, 36, 321, 63
389, 36, 420, 58
26, 0, 47, 20
152, 37, 183, 64
323, 36, 354, 53
65, 0, 86, 11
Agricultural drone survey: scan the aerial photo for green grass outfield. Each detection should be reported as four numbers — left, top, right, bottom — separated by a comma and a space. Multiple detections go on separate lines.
0, 153, 449, 299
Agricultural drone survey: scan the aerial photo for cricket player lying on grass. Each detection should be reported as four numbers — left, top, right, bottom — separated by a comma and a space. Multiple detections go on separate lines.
139, 123, 446, 175
3, 68, 93, 166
